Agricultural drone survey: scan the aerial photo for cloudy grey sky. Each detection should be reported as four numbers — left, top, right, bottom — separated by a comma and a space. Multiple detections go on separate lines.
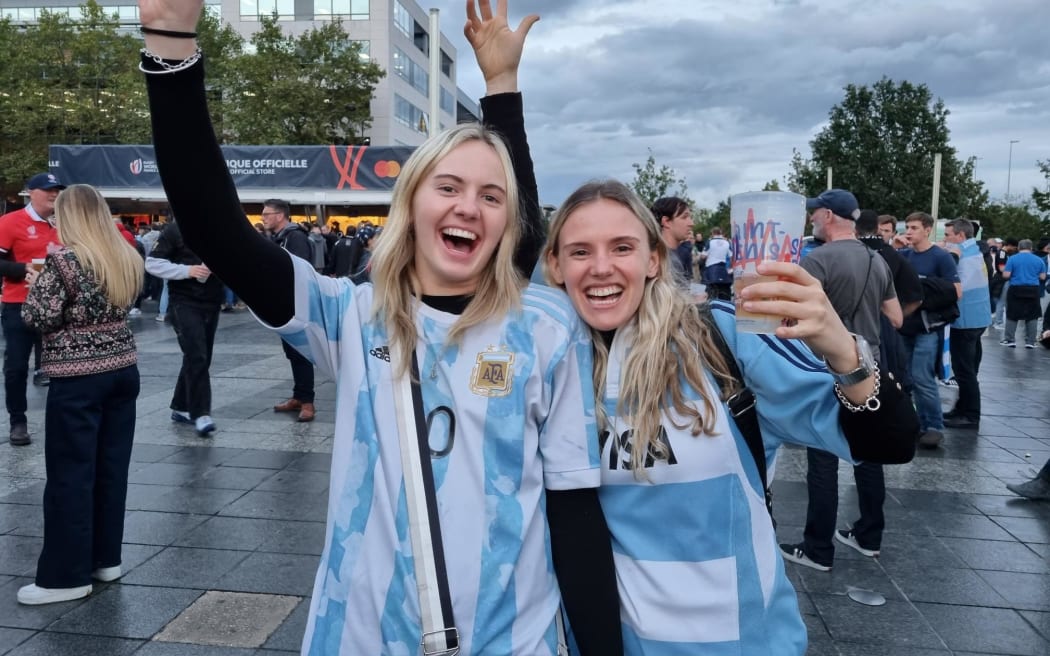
428, 0, 1049, 210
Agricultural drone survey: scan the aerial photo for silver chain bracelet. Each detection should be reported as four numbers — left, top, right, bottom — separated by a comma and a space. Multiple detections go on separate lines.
139, 47, 202, 75
833, 363, 881, 412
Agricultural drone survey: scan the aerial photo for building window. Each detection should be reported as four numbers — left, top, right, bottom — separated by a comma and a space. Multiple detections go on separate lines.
393, 1, 412, 37
393, 47, 429, 96
395, 94, 429, 134
440, 51, 453, 78
440, 87, 453, 115
315, 0, 369, 19
242, 0, 294, 20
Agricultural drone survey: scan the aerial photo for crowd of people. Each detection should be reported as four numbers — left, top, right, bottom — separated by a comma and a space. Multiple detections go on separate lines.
0, 0, 1043, 654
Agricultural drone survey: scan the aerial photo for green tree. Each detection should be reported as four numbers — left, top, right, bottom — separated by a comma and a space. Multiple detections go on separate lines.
761, 179, 781, 191
1033, 159, 1050, 214
979, 202, 1049, 240
195, 10, 245, 141
223, 16, 383, 144
0, 2, 148, 196
630, 150, 690, 207
788, 78, 987, 219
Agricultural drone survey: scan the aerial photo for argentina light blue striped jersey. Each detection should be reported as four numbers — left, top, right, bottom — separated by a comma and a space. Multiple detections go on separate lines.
268, 257, 600, 655
600, 300, 854, 655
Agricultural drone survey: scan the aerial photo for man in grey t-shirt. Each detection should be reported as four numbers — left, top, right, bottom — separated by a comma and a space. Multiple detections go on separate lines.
779, 189, 902, 574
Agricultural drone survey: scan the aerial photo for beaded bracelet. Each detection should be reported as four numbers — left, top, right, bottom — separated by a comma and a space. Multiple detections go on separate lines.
141, 26, 198, 39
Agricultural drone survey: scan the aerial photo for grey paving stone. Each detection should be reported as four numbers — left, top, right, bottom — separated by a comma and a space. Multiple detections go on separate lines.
174, 516, 287, 551
828, 645, 951, 656
222, 450, 302, 470
0, 536, 40, 577
132, 487, 246, 515
940, 537, 1050, 574
991, 515, 1050, 544
975, 570, 1050, 611
46, 584, 201, 639
160, 446, 245, 466
0, 482, 44, 506
154, 591, 299, 648
810, 594, 943, 650
121, 547, 250, 589
4, 632, 142, 656
915, 602, 1050, 655
215, 552, 318, 597
188, 467, 279, 491
130, 443, 184, 463
128, 462, 209, 486
256, 521, 325, 556
285, 452, 331, 473
968, 494, 1050, 520
134, 644, 256, 656
111, 542, 166, 579
875, 532, 967, 571
0, 505, 41, 537
254, 470, 329, 495
218, 491, 327, 522
261, 597, 308, 651
892, 564, 1010, 607
0, 577, 92, 630
791, 559, 902, 601
1019, 610, 1050, 643
887, 489, 982, 515
0, 628, 33, 655
914, 510, 1017, 541
124, 484, 182, 511
802, 631, 837, 656
121, 511, 210, 546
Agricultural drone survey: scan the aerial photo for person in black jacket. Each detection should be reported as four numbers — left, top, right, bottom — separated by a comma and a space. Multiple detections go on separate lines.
145, 221, 224, 436
260, 199, 316, 423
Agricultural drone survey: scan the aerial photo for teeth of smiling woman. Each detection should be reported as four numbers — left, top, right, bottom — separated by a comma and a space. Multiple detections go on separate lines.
442, 227, 477, 241
587, 286, 622, 298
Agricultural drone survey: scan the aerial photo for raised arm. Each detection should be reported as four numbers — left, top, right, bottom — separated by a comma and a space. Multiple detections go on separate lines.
138, 0, 293, 327
466, 0, 544, 277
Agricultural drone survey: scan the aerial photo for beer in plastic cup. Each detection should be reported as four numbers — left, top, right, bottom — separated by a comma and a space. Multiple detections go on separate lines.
730, 191, 806, 333
30, 259, 45, 273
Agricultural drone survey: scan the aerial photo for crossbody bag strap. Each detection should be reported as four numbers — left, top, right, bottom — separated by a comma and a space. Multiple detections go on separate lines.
698, 305, 771, 515
391, 347, 459, 656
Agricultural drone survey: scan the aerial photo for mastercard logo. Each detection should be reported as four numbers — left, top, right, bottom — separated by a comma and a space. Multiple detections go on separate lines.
374, 160, 401, 178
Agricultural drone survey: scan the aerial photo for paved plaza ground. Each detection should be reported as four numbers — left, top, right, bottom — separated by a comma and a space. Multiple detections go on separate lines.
0, 300, 1048, 655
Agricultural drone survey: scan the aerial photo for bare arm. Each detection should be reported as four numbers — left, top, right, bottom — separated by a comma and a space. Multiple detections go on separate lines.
881, 297, 903, 329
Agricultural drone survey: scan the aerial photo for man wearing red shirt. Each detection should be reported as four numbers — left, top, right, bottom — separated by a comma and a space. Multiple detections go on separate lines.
0, 173, 64, 446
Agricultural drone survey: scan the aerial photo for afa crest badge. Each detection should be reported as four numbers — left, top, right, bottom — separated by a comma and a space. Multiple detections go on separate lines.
470, 346, 514, 397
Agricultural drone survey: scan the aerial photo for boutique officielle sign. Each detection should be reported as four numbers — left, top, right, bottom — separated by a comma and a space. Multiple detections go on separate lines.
48, 144, 415, 191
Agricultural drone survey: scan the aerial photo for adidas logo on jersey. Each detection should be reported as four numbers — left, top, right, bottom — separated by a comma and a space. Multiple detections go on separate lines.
369, 345, 390, 362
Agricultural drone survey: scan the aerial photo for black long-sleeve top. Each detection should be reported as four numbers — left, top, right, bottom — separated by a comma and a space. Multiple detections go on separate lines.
144, 56, 621, 655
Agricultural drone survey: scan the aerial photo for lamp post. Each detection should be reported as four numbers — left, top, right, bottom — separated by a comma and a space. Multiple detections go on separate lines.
1006, 140, 1019, 200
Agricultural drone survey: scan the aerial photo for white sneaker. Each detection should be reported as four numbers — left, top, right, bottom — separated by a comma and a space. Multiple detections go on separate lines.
195, 415, 216, 436
17, 583, 92, 605
155, 313, 166, 322
127, 308, 142, 318
835, 529, 880, 557
92, 565, 122, 582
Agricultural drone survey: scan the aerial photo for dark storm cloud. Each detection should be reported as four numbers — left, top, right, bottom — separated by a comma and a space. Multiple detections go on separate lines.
431, 1, 1050, 205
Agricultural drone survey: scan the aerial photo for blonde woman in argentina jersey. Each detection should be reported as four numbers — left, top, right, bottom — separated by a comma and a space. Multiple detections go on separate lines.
541, 180, 919, 655
137, 0, 623, 653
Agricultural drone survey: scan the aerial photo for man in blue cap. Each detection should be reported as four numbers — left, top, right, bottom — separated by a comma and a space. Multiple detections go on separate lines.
779, 188, 901, 572
0, 173, 65, 446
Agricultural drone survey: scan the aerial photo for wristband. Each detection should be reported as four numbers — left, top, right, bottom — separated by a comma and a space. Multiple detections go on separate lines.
141, 26, 198, 39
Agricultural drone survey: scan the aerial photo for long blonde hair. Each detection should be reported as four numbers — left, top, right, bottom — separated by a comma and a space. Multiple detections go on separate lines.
369, 123, 524, 376
55, 185, 143, 308
544, 180, 736, 474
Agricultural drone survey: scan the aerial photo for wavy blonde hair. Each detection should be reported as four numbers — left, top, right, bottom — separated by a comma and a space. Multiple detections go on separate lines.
369, 123, 523, 376
55, 185, 144, 308
544, 180, 737, 475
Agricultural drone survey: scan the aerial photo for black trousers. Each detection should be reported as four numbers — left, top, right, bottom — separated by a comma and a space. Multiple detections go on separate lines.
170, 301, 219, 419
36, 365, 139, 588
949, 327, 984, 421
803, 448, 885, 566
2, 303, 42, 427
282, 339, 314, 403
